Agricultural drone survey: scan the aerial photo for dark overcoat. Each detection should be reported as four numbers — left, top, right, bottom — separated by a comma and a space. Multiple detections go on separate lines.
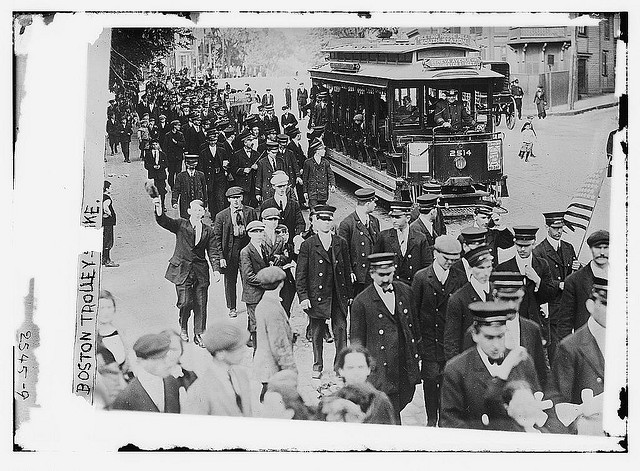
143, 149, 168, 181
533, 238, 578, 318
302, 157, 335, 203
409, 217, 444, 268
338, 211, 381, 284
239, 242, 268, 304
255, 155, 286, 200
171, 170, 208, 219
229, 148, 260, 195
198, 143, 229, 216
211, 205, 257, 272
374, 226, 429, 286
260, 196, 305, 236
557, 264, 595, 340
111, 377, 181, 413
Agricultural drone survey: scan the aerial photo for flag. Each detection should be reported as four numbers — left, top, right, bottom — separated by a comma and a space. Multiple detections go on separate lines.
563, 166, 607, 253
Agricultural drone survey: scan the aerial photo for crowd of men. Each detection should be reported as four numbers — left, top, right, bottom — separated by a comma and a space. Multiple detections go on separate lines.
99, 72, 612, 436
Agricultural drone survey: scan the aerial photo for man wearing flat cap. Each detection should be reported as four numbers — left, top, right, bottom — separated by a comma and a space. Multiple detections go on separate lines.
546, 278, 608, 435
410, 193, 445, 267
260, 171, 305, 239
374, 200, 429, 286
533, 212, 579, 361
112, 332, 184, 413
172, 155, 207, 220
163, 119, 186, 190
295, 205, 353, 379
440, 301, 541, 430
350, 252, 421, 423
199, 128, 230, 217
497, 226, 555, 343
212, 186, 258, 319
412, 235, 467, 426
557, 230, 609, 341
338, 188, 381, 297
256, 141, 287, 203
229, 129, 260, 206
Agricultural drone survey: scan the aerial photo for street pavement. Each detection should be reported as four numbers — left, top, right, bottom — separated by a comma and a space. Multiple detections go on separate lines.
101, 77, 616, 425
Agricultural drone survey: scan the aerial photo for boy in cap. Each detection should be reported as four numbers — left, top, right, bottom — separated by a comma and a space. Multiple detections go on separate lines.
172, 155, 207, 219
229, 129, 260, 206
102, 181, 119, 267
111, 333, 183, 413
295, 205, 353, 379
255, 141, 286, 203
533, 212, 579, 361
412, 235, 467, 425
212, 186, 258, 319
546, 278, 607, 435
410, 193, 444, 267
338, 188, 381, 297
440, 301, 541, 430
303, 139, 336, 208
374, 200, 428, 286
182, 320, 253, 417
557, 230, 609, 341
260, 171, 305, 238
350, 252, 422, 423
443, 245, 494, 361
497, 226, 555, 342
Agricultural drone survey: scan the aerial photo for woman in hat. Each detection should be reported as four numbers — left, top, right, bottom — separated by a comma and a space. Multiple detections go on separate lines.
534, 85, 547, 119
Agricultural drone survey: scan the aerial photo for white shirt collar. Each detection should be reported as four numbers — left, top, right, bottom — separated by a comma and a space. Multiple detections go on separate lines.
546, 235, 560, 251
355, 207, 369, 225
505, 314, 521, 350
470, 276, 489, 300
432, 260, 448, 284
587, 316, 606, 355
476, 346, 501, 376
135, 366, 165, 411
515, 254, 533, 275
419, 214, 433, 234
461, 257, 472, 280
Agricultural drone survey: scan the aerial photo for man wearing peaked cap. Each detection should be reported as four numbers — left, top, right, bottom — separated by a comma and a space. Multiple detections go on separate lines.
295, 202, 352, 379
546, 277, 607, 435
451, 227, 488, 281
112, 332, 184, 413
285, 124, 306, 204
443, 244, 494, 362
255, 136, 286, 203
276, 132, 300, 187
281, 103, 298, 134
229, 128, 260, 206
350, 252, 421, 423
338, 187, 381, 297
411, 193, 444, 267
440, 301, 541, 431
199, 124, 230, 216
303, 138, 335, 209
171, 154, 207, 220
263, 102, 281, 135
533, 211, 579, 362
557, 230, 609, 342
412, 234, 467, 426
374, 200, 428, 286
467, 201, 514, 267
497, 226, 555, 348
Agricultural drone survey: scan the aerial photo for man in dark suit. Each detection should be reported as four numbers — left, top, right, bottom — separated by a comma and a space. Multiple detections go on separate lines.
143, 139, 168, 212
163, 120, 186, 189
111, 333, 182, 413
410, 194, 445, 268
463, 272, 549, 390
546, 278, 607, 435
229, 129, 260, 207
276, 134, 299, 186
444, 245, 494, 362
350, 252, 422, 423
264, 106, 280, 136
157, 114, 171, 141
284, 82, 293, 109
433, 89, 475, 132
466, 203, 514, 267
374, 200, 428, 286
184, 114, 207, 155
533, 212, 580, 362
260, 171, 305, 238
212, 187, 258, 319
285, 126, 307, 206
262, 88, 275, 107
296, 83, 308, 119
172, 155, 207, 220
280, 105, 298, 133
496, 226, 556, 343
450, 227, 487, 282
412, 235, 467, 426
338, 188, 381, 297
199, 128, 229, 218
295, 205, 353, 379
154, 198, 216, 345
440, 301, 541, 430
557, 230, 609, 341
239, 220, 270, 351
255, 141, 286, 204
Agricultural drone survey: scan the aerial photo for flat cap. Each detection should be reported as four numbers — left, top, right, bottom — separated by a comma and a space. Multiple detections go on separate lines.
270, 170, 289, 186
513, 225, 538, 244
225, 186, 244, 198
202, 320, 249, 354
586, 230, 609, 247
354, 113, 364, 122
367, 252, 396, 269
543, 211, 565, 227
247, 220, 266, 232
133, 333, 171, 360
434, 235, 462, 256
355, 188, 376, 202
417, 194, 439, 212
460, 227, 488, 245
261, 207, 281, 220
275, 224, 288, 233
170, 119, 181, 126
314, 204, 336, 220
388, 200, 412, 216
256, 266, 287, 289
469, 301, 515, 324
276, 134, 289, 144
465, 245, 494, 267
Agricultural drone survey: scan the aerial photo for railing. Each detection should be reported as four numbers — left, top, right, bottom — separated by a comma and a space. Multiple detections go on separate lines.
508, 27, 571, 42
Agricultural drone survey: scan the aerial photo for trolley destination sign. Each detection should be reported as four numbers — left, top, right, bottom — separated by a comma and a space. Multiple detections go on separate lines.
422, 57, 481, 69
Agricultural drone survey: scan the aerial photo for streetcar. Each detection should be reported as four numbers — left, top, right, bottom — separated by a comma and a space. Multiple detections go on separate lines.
308, 33, 509, 212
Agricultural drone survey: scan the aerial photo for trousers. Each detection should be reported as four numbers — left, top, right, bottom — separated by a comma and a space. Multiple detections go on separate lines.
309, 304, 346, 373
167, 158, 182, 189
421, 360, 445, 426
175, 270, 209, 335
224, 238, 243, 310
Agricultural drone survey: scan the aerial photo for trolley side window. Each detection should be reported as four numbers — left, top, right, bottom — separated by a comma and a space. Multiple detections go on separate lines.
392, 87, 419, 126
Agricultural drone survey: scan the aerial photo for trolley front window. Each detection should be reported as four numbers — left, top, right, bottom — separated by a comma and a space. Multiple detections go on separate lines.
392, 87, 419, 126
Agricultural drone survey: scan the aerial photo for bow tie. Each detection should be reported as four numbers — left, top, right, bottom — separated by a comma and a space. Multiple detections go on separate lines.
488, 356, 504, 365
382, 285, 394, 293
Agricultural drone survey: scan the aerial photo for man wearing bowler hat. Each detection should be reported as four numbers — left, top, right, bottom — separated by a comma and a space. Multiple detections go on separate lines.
295, 205, 353, 379
557, 230, 609, 341
497, 226, 555, 343
410, 193, 445, 267
212, 186, 258, 319
533, 212, 579, 361
199, 128, 229, 217
338, 188, 381, 297
256, 140, 286, 203
172, 155, 207, 220
350, 252, 421, 423
229, 128, 260, 206
374, 200, 428, 286
413, 235, 467, 426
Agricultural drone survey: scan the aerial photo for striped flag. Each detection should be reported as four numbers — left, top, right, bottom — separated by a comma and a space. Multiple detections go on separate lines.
563, 165, 608, 252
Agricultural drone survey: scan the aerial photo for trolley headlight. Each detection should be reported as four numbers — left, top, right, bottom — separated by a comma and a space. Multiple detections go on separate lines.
454, 156, 467, 170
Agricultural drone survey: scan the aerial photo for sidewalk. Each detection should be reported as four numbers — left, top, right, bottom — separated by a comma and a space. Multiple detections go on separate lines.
522, 93, 619, 117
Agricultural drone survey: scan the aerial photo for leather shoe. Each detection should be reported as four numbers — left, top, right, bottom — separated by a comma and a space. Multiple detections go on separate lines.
228, 309, 237, 318
246, 336, 254, 348
311, 371, 322, 380
193, 333, 204, 347
180, 329, 189, 342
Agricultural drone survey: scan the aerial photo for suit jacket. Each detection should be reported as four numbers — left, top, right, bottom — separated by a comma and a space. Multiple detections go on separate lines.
374, 226, 428, 286
409, 217, 442, 267
263, 114, 280, 134
302, 157, 335, 202
163, 130, 185, 160
281, 112, 298, 132
533, 238, 578, 316
155, 212, 216, 285
143, 148, 168, 181
444, 282, 492, 361
111, 376, 181, 413
350, 282, 421, 404
212, 206, 257, 271
172, 170, 208, 219
260, 196, 305, 236
440, 347, 541, 430
557, 263, 595, 340
255, 155, 286, 200
278, 148, 300, 183
295, 233, 353, 319
184, 124, 207, 155
287, 140, 306, 173
239, 242, 269, 304
496, 255, 556, 328
198, 143, 227, 186
463, 315, 549, 389
230, 148, 260, 194
545, 324, 604, 434
413, 264, 467, 363
338, 211, 381, 284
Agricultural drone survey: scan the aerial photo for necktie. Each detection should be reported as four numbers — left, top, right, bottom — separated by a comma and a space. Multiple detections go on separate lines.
383, 285, 394, 293
488, 356, 504, 366
227, 371, 243, 414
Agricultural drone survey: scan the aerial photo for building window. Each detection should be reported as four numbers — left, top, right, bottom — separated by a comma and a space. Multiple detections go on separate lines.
603, 17, 611, 40
602, 51, 608, 76
470, 26, 483, 35
450, 27, 461, 34
577, 26, 587, 37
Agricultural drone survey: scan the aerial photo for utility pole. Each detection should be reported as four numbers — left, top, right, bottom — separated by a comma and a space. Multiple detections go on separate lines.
568, 25, 578, 110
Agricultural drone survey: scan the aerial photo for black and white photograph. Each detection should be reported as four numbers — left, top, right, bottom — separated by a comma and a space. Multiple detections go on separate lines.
9, 9, 632, 460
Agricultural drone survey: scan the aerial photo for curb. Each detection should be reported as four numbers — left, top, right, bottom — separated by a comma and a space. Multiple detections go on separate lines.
548, 101, 619, 117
